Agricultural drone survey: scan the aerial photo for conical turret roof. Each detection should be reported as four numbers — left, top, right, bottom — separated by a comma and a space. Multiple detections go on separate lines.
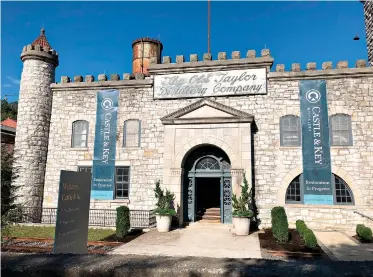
31, 28, 52, 50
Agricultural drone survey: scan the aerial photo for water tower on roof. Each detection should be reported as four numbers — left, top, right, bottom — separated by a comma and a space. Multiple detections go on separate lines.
132, 37, 163, 75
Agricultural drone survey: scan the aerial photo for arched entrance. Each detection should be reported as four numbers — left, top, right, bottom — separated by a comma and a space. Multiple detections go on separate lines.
182, 145, 232, 224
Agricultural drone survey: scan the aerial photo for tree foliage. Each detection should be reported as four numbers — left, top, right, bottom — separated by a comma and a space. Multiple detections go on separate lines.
116, 206, 130, 238
1, 145, 19, 217
1, 144, 21, 240
154, 180, 176, 216
1, 100, 18, 121
232, 172, 254, 218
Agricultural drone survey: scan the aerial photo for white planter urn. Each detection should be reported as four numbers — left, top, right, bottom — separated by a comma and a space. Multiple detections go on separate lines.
233, 216, 251, 236
156, 214, 172, 232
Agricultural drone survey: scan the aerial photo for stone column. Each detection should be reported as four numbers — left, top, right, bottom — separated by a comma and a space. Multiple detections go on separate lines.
169, 168, 184, 226
13, 44, 59, 219
231, 169, 244, 197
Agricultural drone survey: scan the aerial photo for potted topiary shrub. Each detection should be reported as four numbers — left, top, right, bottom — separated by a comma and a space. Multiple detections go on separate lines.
154, 180, 176, 233
232, 172, 254, 236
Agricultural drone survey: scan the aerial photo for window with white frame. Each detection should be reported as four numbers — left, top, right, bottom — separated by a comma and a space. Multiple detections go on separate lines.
329, 114, 353, 146
280, 115, 301, 146
123, 119, 141, 147
72, 120, 88, 148
78, 166, 130, 199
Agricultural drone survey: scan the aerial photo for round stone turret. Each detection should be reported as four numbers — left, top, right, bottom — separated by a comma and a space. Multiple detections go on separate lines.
13, 28, 59, 217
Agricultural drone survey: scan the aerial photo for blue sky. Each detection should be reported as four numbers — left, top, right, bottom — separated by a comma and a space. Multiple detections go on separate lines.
1, 1, 368, 103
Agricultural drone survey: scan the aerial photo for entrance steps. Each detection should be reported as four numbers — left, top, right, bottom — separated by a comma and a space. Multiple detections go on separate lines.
201, 207, 221, 223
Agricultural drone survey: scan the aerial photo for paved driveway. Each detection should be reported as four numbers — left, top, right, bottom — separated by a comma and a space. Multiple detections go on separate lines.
110, 222, 262, 259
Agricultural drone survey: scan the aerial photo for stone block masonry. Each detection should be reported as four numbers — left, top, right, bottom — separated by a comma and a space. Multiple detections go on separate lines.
13, 43, 58, 212
43, 55, 373, 231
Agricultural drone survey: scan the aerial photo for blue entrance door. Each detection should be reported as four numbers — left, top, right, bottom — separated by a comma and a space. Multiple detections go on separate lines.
186, 155, 231, 224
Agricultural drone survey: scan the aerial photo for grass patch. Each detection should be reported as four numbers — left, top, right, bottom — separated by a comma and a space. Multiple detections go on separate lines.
5, 225, 115, 241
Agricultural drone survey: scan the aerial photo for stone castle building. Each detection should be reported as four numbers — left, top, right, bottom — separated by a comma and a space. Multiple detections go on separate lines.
13, 7, 373, 232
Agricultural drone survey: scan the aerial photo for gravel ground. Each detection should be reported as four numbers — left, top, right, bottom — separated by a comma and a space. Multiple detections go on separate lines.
260, 249, 330, 261
2, 240, 118, 252
2, 252, 373, 277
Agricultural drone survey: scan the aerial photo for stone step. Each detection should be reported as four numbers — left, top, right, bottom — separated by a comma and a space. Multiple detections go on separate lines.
199, 219, 221, 224
205, 207, 220, 212
204, 208, 220, 216
204, 211, 220, 216
202, 215, 221, 220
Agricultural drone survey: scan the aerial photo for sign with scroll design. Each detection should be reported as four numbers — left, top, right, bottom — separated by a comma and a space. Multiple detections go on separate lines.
154, 68, 267, 99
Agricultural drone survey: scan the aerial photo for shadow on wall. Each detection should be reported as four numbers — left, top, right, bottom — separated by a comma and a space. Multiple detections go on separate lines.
2, 246, 373, 277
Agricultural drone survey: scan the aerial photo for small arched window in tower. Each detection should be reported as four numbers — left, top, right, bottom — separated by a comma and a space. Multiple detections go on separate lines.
285, 174, 354, 205
123, 119, 141, 147
329, 114, 353, 146
72, 120, 88, 148
196, 157, 220, 170
280, 115, 301, 146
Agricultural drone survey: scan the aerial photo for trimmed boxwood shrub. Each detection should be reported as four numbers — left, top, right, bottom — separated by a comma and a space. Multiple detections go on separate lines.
303, 228, 318, 248
356, 224, 373, 242
271, 206, 289, 243
296, 220, 307, 237
116, 206, 130, 238
356, 224, 365, 236
296, 220, 318, 248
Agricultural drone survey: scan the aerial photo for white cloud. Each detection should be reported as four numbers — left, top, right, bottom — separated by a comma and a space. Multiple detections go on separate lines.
6, 76, 20, 85
3, 84, 13, 88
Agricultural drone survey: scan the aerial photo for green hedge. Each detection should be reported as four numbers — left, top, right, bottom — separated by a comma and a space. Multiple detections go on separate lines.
116, 206, 130, 238
296, 219, 318, 248
356, 224, 373, 242
303, 228, 318, 248
295, 220, 307, 237
271, 207, 289, 243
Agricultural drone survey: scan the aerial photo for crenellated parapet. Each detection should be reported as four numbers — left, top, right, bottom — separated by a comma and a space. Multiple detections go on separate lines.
59, 72, 148, 84
155, 49, 271, 65
269, 59, 372, 81
148, 49, 274, 75
274, 60, 369, 72
20, 44, 59, 67
55, 53, 373, 87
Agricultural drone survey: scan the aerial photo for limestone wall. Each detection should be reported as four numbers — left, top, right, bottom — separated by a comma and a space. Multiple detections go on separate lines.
14, 57, 56, 209
44, 61, 373, 231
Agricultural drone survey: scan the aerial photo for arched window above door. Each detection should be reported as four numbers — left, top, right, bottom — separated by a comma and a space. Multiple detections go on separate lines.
195, 156, 220, 170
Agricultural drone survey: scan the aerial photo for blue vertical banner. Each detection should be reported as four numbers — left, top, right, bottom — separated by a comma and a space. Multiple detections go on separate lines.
299, 80, 333, 205
91, 90, 119, 200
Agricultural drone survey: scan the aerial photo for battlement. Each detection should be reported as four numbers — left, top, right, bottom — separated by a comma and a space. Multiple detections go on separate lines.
274, 60, 369, 72
148, 49, 274, 75
154, 49, 270, 64
21, 44, 59, 67
22, 44, 58, 56
54, 49, 372, 87
58, 72, 148, 84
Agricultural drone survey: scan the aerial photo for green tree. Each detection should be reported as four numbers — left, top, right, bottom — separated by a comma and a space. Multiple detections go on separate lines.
232, 172, 254, 218
154, 180, 176, 216
1, 144, 21, 240
1, 100, 18, 121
